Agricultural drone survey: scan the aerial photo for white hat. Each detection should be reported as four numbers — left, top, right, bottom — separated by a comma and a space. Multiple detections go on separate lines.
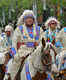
17, 10, 36, 26
5, 25, 13, 32
45, 17, 60, 29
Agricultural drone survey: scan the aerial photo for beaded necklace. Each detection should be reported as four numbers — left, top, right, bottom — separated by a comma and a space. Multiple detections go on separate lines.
46, 28, 56, 43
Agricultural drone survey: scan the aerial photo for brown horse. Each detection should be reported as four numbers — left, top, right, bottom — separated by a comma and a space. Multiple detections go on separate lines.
0, 52, 12, 80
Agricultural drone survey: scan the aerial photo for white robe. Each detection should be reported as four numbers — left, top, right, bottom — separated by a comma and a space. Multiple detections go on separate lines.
7, 25, 43, 80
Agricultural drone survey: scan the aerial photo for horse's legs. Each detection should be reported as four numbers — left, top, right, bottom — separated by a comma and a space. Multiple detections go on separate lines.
8, 74, 11, 80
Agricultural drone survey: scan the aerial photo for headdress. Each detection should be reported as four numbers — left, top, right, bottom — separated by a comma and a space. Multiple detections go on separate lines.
5, 25, 13, 32
45, 17, 60, 29
17, 10, 36, 26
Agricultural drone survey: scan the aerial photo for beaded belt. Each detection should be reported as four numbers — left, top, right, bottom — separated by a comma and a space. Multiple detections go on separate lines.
17, 42, 38, 50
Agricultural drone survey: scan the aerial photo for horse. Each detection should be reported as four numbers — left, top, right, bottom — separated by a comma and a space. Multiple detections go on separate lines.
0, 51, 12, 80
31, 38, 57, 80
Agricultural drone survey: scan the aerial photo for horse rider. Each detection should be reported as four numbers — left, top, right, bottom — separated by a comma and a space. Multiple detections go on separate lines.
7, 10, 43, 80
1, 25, 16, 80
44, 17, 60, 45
42, 17, 64, 56
0, 32, 12, 79
5, 24, 14, 48
40, 17, 60, 67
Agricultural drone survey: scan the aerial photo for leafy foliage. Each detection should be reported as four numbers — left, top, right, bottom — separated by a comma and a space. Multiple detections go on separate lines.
0, 0, 65, 27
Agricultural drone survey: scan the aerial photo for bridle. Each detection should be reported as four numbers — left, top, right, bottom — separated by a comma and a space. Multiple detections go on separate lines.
41, 44, 52, 67
32, 44, 53, 72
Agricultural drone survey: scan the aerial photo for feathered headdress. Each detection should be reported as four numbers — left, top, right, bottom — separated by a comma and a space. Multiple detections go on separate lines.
17, 10, 36, 26
5, 25, 13, 32
45, 17, 60, 29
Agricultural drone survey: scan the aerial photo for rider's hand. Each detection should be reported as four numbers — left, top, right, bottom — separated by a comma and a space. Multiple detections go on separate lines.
34, 42, 38, 46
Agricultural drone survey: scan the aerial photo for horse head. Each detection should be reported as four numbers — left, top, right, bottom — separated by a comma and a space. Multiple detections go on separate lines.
41, 37, 57, 72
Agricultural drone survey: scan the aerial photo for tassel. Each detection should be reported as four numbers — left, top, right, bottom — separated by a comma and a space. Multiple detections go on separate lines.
25, 62, 32, 80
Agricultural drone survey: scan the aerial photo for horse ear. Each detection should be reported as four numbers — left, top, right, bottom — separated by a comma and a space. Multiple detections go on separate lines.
42, 37, 46, 48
